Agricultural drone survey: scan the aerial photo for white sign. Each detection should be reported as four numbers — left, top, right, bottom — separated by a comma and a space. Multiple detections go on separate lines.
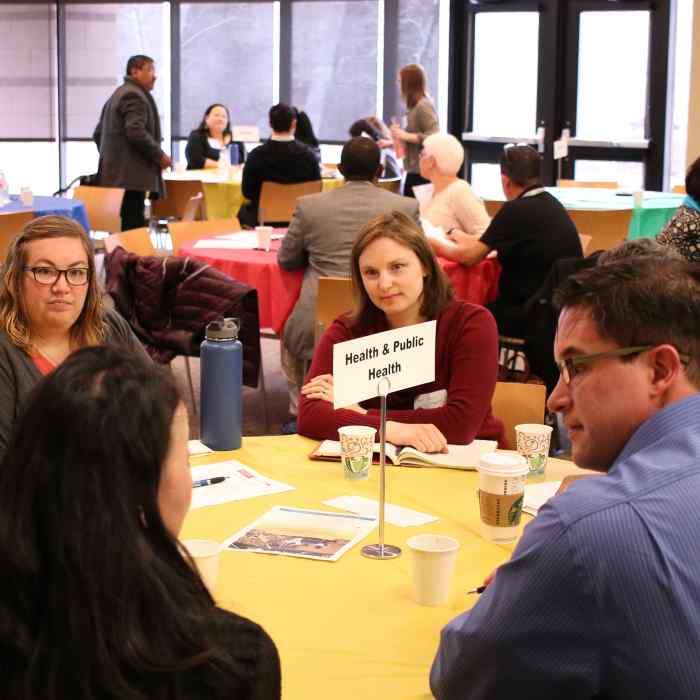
332, 320, 436, 408
553, 139, 568, 160
232, 125, 260, 142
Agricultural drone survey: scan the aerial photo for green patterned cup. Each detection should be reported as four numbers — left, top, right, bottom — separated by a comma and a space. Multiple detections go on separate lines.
515, 423, 553, 477
338, 426, 376, 480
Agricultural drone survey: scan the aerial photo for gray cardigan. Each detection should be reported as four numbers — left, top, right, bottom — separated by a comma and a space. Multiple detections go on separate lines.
0, 308, 147, 459
403, 96, 439, 174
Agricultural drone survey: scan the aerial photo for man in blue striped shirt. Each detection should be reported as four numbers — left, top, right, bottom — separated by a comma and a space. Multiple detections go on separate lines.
431, 257, 700, 699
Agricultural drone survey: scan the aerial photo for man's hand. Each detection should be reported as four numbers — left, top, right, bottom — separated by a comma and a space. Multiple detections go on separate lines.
443, 228, 490, 266
386, 421, 448, 453
159, 153, 172, 169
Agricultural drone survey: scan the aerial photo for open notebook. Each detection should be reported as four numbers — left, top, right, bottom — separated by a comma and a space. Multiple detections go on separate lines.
309, 439, 497, 470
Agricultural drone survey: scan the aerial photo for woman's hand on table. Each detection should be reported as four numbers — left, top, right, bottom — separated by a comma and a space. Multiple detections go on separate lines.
386, 421, 447, 453
301, 374, 367, 413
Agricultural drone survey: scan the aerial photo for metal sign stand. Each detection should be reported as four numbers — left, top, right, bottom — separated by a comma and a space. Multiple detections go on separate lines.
362, 379, 401, 560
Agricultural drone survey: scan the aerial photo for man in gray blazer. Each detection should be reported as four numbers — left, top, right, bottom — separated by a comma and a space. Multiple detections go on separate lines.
93, 55, 171, 231
277, 136, 419, 425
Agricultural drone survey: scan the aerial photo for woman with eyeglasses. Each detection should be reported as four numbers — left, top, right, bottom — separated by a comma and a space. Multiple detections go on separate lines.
0, 214, 145, 457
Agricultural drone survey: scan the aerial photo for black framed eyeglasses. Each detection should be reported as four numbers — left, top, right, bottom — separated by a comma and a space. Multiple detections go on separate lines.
556, 346, 654, 385
24, 266, 90, 286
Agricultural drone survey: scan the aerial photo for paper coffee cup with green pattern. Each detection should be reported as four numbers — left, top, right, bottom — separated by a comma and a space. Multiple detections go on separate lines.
515, 423, 553, 477
477, 452, 529, 543
338, 426, 376, 480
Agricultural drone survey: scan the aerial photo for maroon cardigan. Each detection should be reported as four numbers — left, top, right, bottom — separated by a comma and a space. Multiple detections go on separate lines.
105, 247, 261, 388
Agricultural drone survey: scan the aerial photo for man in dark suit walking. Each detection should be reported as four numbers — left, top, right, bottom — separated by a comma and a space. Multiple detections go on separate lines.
93, 55, 171, 231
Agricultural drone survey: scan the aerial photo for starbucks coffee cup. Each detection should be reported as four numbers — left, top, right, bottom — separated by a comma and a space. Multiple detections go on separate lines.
476, 452, 529, 543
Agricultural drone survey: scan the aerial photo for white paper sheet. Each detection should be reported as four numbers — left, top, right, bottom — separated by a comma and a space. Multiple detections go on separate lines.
187, 439, 214, 456
323, 495, 438, 527
522, 480, 561, 516
190, 460, 295, 509
193, 234, 258, 250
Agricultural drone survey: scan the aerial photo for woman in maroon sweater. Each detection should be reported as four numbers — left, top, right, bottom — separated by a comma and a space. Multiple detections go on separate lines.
297, 211, 506, 452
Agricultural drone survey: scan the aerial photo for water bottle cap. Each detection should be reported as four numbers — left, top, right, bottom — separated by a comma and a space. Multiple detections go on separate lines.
205, 317, 240, 340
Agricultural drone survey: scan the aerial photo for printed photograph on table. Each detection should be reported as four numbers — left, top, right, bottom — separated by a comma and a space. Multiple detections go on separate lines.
223, 506, 377, 561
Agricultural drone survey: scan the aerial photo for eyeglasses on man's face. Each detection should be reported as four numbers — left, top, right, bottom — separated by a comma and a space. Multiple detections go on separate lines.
24, 266, 90, 286
556, 346, 653, 385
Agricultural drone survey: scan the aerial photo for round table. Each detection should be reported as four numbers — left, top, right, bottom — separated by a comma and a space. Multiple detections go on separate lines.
0, 194, 90, 231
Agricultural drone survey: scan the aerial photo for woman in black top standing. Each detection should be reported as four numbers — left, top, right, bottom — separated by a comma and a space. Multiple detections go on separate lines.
185, 103, 245, 169
0, 346, 281, 700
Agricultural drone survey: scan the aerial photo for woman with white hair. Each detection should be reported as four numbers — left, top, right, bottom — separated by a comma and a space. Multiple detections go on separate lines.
419, 132, 490, 238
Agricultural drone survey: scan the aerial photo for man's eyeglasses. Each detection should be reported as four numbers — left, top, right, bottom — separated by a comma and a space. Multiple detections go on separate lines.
24, 266, 90, 286
557, 346, 651, 385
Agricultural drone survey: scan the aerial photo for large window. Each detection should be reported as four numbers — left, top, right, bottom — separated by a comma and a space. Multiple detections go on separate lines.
178, 2, 274, 138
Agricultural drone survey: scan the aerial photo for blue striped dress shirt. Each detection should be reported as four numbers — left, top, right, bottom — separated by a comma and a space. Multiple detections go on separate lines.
431, 392, 700, 699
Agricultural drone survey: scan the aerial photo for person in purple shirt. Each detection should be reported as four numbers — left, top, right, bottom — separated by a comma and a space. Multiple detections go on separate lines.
431, 256, 700, 700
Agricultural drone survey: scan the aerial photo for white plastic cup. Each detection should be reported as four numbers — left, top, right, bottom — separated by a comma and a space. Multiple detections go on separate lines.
406, 534, 460, 606
19, 186, 33, 207
633, 190, 644, 208
338, 425, 376, 480
476, 452, 529, 543
175, 161, 187, 174
515, 423, 553, 477
182, 538, 220, 596
255, 225, 273, 252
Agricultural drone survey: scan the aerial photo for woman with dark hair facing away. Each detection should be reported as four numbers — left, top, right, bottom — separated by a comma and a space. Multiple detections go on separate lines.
0, 346, 281, 699
293, 109, 321, 162
297, 211, 506, 452
0, 214, 146, 459
185, 103, 245, 169
390, 64, 439, 198
657, 155, 700, 262
348, 117, 400, 180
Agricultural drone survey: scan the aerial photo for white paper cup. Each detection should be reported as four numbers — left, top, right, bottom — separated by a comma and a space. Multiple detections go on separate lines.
407, 534, 459, 606
182, 538, 220, 596
338, 425, 375, 480
633, 190, 644, 208
19, 187, 33, 207
515, 423, 553, 477
255, 225, 273, 252
476, 453, 529, 543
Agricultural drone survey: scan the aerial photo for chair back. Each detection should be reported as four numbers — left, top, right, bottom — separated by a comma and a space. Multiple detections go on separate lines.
314, 276, 353, 347
578, 233, 592, 255
153, 180, 205, 220
491, 381, 547, 449
0, 211, 34, 259
377, 177, 401, 194
557, 179, 619, 189
103, 227, 155, 256
182, 192, 204, 222
73, 185, 124, 233
567, 209, 632, 252
672, 184, 686, 194
482, 199, 503, 218
169, 218, 241, 254
258, 180, 323, 224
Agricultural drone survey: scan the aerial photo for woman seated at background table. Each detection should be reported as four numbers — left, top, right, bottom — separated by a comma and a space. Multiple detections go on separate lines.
0, 214, 145, 458
657, 154, 700, 262
294, 109, 322, 162
418, 133, 490, 238
348, 117, 401, 180
297, 211, 506, 452
185, 103, 245, 169
0, 346, 281, 699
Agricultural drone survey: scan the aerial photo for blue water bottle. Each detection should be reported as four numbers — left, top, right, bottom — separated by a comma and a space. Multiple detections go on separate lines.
200, 317, 243, 451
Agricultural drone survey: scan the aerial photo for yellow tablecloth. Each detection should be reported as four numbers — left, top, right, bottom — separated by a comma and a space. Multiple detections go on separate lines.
182, 434, 587, 700
164, 169, 345, 220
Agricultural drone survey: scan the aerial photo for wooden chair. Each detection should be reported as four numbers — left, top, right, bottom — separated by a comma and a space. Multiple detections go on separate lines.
0, 211, 33, 259
153, 180, 205, 220
672, 184, 686, 194
567, 209, 632, 252
557, 179, 619, 189
169, 218, 241, 254
258, 180, 323, 224
483, 199, 504, 218
103, 228, 155, 256
578, 233, 592, 255
491, 381, 547, 449
73, 185, 124, 234
314, 276, 353, 348
377, 177, 401, 194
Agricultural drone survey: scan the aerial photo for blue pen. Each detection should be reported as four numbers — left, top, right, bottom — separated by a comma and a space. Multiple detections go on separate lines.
192, 476, 228, 488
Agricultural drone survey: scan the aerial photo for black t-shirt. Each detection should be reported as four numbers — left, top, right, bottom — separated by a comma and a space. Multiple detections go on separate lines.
480, 189, 582, 308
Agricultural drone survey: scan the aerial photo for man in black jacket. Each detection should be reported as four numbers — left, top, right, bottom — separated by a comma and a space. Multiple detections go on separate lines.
238, 103, 321, 228
93, 55, 171, 231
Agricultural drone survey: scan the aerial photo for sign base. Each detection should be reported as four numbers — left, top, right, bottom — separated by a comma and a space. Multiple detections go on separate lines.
361, 543, 402, 560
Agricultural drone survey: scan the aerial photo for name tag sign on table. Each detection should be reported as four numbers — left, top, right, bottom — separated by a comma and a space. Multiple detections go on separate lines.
233, 125, 260, 142
332, 320, 436, 409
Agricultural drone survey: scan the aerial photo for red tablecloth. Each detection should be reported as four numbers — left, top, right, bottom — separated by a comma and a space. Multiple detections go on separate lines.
179, 238, 501, 334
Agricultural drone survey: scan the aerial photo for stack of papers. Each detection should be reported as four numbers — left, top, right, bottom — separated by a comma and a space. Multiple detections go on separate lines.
324, 495, 437, 527
522, 481, 561, 516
